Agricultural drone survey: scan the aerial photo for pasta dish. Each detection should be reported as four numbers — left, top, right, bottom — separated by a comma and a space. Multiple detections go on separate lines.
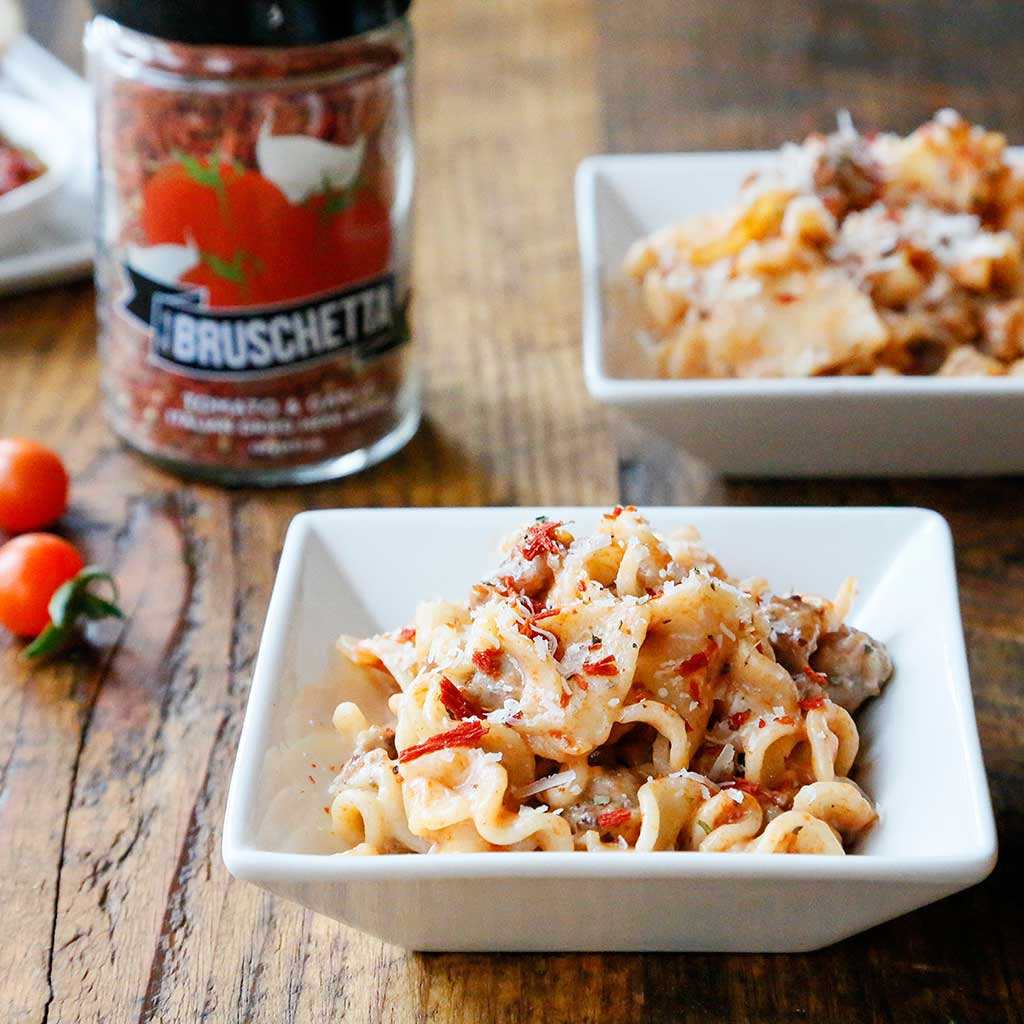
625, 110, 1024, 377
326, 508, 893, 855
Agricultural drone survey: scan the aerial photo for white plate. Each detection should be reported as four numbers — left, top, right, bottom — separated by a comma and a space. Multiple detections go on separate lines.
222, 506, 996, 952
0, 35, 92, 294
576, 152, 1024, 477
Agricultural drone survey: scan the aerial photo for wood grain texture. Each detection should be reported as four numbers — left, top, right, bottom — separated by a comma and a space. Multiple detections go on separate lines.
0, 0, 1022, 1021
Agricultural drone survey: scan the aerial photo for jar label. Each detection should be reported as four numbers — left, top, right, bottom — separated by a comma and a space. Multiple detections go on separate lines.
119, 265, 403, 378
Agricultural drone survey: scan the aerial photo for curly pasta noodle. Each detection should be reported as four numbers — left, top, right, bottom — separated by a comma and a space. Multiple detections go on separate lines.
323, 508, 893, 855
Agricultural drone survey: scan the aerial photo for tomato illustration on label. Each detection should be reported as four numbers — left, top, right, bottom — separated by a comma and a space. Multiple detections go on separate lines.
135, 134, 390, 308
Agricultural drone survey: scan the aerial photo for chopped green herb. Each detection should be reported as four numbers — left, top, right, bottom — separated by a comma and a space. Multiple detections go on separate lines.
697, 820, 711, 835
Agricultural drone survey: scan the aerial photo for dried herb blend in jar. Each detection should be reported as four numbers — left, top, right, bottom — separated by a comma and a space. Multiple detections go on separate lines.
87, 0, 416, 484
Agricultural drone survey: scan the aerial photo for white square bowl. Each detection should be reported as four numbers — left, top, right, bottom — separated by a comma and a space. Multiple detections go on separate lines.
576, 152, 1024, 477
222, 507, 997, 952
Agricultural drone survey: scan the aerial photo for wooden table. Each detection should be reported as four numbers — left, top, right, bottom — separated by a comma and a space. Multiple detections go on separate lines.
3, 2, 1022, 1021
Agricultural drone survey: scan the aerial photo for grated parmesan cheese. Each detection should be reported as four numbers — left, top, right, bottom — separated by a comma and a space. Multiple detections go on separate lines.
513, 769, 577, 799
709, 743, 736, 781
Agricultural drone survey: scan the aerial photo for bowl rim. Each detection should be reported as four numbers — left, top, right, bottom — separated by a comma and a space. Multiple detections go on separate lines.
222, 506, 998, 886
574, 152, 1024, 400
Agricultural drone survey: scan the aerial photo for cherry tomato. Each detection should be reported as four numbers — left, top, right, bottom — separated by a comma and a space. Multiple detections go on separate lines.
0, 534, 84, 637
0, 438, 70, 532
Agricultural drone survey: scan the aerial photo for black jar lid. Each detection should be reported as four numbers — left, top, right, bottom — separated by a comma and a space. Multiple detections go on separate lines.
92, 0, 412, 47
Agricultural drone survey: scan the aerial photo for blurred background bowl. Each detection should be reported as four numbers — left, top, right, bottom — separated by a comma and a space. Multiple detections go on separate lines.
0, 89, 73, 251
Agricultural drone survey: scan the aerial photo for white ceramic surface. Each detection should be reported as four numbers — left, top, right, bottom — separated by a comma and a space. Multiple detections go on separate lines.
0, 89, 72, 249
576, 152, 1024, 477
0, 35, 93, 293
222, 506, 996, 952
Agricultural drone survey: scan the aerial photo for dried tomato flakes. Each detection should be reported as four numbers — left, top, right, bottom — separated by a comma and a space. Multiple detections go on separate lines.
727, 709, 751, 730
603, 505, 637, 520
438, 677, 482, 721
802, 665, 830, 686
596, 807, 632, 830
472, 647, 503, 677
799, 695, 827, 710
398, 720, 488, 763
521, 521, 566, 560
494, 575, 517, 595
677, 650, 709, 675
582, 654, 618, 676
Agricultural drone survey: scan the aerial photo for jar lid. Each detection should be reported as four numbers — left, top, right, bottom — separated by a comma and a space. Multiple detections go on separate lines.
92, 0, 412, 47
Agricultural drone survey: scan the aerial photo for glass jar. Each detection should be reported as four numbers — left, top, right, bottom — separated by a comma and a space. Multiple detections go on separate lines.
86, 1, 416, 485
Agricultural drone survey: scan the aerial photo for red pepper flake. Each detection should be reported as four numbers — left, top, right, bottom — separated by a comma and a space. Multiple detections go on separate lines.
559, 690, 571, 708
603, 505, 637, 520
398, 720, 488, 763
472, 648, 503, 677
596, 807, 632, 830
323, 806, 331, 815
775, 292, 798, 304
774, 714, 795, 726
533, 607, 561, 621
684, 720, 693, 733
588, 640, 602, 651
438, 676, 482, 720
308, 775, 316, 784
677, 650, 709, 675
576, 676, 589, 691
582, 654, 618, 676
577, 579, 587, 593
755, 640, 766, 655
727, 709, 751, 730
802, 665, 829, 686
495, 575, 517, 595
758, 718, 766, 729
521, 520, 565, 560
647, 588, 664, 600
799, 695, 827, 711
396, 627, 416, 643
687, 679, 701, 702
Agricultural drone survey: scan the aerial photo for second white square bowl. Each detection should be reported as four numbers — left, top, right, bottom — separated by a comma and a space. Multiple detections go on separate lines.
576, 153, 1024, 477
